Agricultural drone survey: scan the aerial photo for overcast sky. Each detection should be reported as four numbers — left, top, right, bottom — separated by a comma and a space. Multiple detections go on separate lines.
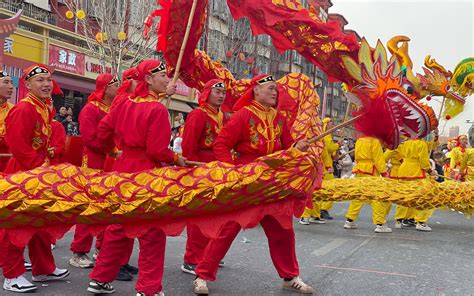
331, 0, 473, 136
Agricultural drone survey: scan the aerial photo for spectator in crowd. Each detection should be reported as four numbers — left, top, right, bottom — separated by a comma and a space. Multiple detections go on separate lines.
55, 106, 69, 129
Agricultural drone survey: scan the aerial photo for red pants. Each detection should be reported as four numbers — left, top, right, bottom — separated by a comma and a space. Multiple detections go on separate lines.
184, 225, 209, 265
89, 225, 165, 294
1, 231, 56, 278
70, 225, 104, 254
195, 215, 299, 281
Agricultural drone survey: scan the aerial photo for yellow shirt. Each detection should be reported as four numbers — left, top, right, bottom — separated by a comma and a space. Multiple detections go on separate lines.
397, 139, 431, 179
384, 148, 402, 178
460, 148, 474, 181
0, 101, 14, 137
352, 136, 386, 176
322, 134, 340, 179
450, 146, 465, 169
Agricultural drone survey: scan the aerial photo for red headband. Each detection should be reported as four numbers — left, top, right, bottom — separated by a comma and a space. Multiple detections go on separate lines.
232, 74, 275, 111
198, 79, 225, 106
18, 64, 63, 99
133, 59, 166, 98
117, 67, 139, 95
88, 73, 118, 102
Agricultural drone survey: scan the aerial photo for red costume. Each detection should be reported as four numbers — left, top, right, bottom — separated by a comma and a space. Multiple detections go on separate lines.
71, 74, 118, 257
181, 80, 228, 266
90, 60, 177, 295
110, 67, 138, 111
195, 75, 300, 281
1, 65, 61, 279
0, 100, 13, 172
49, 120, 66, 165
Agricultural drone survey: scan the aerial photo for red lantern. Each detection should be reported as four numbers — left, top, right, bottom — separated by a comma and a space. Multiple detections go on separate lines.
226, 50, 233, 58
246, 57, 254, 64
252, 67, 258, 76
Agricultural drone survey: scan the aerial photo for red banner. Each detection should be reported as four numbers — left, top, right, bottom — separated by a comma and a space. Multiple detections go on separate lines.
49, 45, 85, 76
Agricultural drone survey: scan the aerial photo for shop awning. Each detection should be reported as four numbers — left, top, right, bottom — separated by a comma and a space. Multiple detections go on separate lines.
169, 99, 195, 113
53, 73, 96, 94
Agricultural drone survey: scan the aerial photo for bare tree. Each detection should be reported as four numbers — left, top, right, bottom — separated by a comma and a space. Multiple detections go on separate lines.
63, 0, 158, 75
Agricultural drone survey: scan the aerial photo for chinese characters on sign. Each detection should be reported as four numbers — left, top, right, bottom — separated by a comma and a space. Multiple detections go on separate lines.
3, 37, 13, 54
49, 45, 84, 75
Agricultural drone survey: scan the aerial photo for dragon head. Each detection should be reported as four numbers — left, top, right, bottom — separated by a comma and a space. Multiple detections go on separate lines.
341, 38, 438, 149
417, 56, 472, 119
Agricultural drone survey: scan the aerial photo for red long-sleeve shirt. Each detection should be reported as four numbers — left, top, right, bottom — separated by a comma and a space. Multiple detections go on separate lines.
213, 101, 294, 165
97, 93, 175, 173
181, 104, 227, 162
4, 94, 52, 173
79, 101, 109, 169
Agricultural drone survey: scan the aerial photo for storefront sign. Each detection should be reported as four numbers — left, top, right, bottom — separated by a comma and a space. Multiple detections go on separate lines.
84, 56, 113, 79
4, 33, 43, 63
49, 44, 85, 76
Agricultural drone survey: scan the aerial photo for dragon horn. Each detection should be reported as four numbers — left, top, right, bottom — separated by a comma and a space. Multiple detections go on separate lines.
387, 36, 413, 69
424, 55, 451, 77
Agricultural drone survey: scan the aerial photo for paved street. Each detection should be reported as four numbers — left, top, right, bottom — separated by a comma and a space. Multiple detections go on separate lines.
3, 202, 473, 296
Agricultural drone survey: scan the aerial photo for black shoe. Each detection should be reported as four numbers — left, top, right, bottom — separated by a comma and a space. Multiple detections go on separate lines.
87, 280, 115, 294
320, 210, 333, 220
402, 219, 415, 227
116, 266, 133, 281
181, 262, 197, 275
123, 264, 138, 275
218, 261, 225, 267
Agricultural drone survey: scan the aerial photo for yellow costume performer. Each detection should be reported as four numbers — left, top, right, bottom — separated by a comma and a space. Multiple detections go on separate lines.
397, 139, 434, 231
344, 136, 392, 233
450, 135, 468, 180
320, 118, 340, 219
460, 148, 474, 182
299, 118, 337, 225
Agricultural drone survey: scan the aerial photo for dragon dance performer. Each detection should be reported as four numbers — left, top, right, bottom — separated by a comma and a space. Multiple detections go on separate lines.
460, 136, 474, 181
69, 74, 120, 271
343, 136, 392, 233
180, 79, 228, 275
384, 147, 413, 228
0, 70, 14, 172
299, 118, 337, 225
320, 117, 340, 220
110, 67, 138, 111
1, 64, 69, 293
192, 74, 314, 295
88, 59, 185, 296
396, 137, 434, 231
450, 135, 468, 180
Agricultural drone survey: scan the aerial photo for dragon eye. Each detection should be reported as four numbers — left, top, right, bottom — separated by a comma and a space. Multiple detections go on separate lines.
403, 83, 413, 94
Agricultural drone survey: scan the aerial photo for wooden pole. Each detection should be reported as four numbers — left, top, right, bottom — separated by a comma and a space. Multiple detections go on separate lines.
337, 99, 352, 138
309, 114, 363, 144
165, 0, 199, 109
185, 160, 206, 166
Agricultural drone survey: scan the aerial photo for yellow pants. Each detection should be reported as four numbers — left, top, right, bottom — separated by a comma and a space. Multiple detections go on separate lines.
321, 173, 334, 211
394, 205, 415, 220
414, 209, 434, 223
345, 200, 392, 225
345, 173, 391, 225
301, 202, 321, 218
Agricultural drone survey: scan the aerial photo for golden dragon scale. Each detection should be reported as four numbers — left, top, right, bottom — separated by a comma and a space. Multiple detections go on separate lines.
0, 149, 319, 245
315, 178, 474, 216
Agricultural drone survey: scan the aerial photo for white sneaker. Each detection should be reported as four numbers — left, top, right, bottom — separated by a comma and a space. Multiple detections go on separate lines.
87, 280, 115, 294
282, 276, 315, 294
193, 277, 209, 295
308, 217, 326, 224
299, 218, 310, 225
374, 225, 392, 233
92, 249, 99, 260
395, 221, 402, 229
3, 275, 37, 293
69, 253, 94, 268
343, 220, 357, 229
416, 223, 432, 232
32, 267, 70, 282
136, 292, 164, 296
